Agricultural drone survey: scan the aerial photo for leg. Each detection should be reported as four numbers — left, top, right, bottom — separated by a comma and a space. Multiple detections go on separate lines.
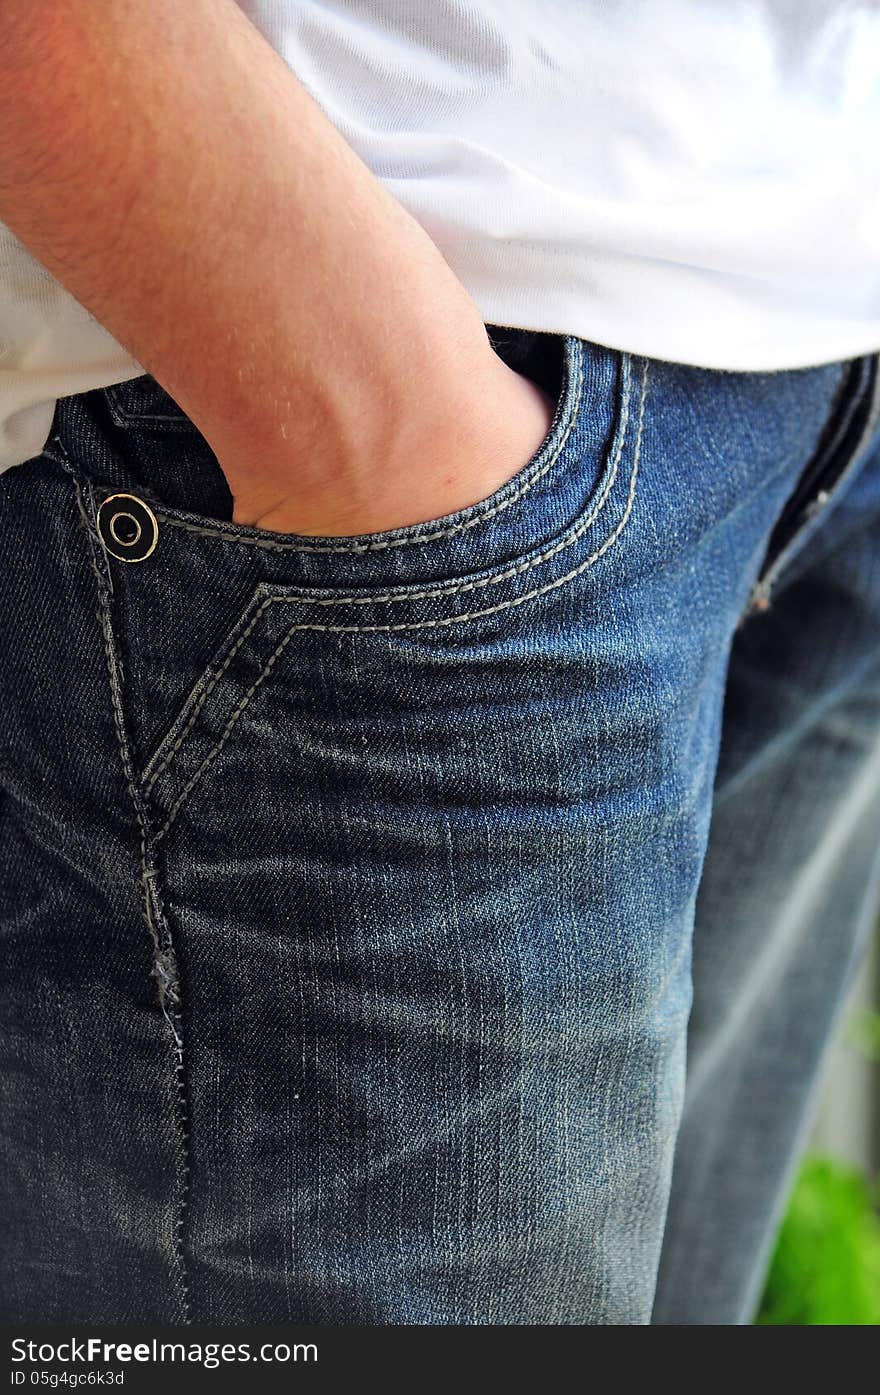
653, 416, 880, 1324
0, 332, 858, 1322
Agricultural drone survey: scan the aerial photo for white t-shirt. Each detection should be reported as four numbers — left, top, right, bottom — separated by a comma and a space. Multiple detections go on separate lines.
2, 0, 880, 471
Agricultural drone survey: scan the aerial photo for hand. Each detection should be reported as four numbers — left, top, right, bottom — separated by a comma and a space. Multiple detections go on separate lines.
222, 345, 557, 538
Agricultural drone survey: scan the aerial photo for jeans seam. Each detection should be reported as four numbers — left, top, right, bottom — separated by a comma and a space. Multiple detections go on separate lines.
150, 358, 647, 844
149, 337, 588, 555
143, 595, 274, 795
67, 464, 193, 1325
747, 352, 880, 615
104, 385, 192, 430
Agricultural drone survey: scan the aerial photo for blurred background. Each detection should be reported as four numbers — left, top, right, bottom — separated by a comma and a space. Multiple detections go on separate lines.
757, 931, 880, 1323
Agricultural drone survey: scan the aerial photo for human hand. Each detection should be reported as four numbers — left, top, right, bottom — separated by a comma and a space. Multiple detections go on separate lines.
220, 343, 557, 538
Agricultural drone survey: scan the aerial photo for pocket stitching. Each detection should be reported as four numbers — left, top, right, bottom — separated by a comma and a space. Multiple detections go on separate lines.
148, 337, 587, 555
258, 354, 639, 611
104, 382, 193, 430
148, 358, 648, 844
142, 592, 275, 796
143, 354, 639, 796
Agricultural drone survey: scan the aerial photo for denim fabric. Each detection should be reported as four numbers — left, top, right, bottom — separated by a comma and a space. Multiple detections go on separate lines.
1, 326, 879, 1324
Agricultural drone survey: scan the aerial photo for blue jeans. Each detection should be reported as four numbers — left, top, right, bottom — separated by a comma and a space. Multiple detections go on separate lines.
1, 327, 879, 1324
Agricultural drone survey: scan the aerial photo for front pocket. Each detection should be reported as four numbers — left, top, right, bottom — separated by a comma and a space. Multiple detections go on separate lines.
58, 340, 646, 802
138, 332, 599, 577
141, 363, 647, 843
139, 338, 641, 601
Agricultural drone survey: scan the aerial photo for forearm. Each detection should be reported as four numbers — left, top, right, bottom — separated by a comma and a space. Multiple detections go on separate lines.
0, 0, 488, 497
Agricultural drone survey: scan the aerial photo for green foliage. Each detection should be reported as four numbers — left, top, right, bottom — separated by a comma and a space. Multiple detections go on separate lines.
757, 1154, 880, 1325
844, 1009, 880, 1064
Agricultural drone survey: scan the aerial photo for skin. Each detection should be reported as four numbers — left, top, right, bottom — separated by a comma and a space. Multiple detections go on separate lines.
0, 0, 555, 535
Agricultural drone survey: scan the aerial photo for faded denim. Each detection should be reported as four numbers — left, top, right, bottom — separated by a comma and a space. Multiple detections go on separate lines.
1, 325, 879, 1324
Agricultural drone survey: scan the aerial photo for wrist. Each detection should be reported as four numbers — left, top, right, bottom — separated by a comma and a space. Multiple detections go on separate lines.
208, 286, 499, 504
218, 328, 554, 537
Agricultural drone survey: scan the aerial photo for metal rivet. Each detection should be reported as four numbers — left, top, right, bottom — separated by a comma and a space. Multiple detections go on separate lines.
96, 492, 158, 562
109, 511, 142, 547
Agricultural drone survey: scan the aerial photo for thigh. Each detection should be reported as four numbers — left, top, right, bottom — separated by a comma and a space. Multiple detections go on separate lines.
0, 334, 856, 1323
654, 391, 880, 1326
